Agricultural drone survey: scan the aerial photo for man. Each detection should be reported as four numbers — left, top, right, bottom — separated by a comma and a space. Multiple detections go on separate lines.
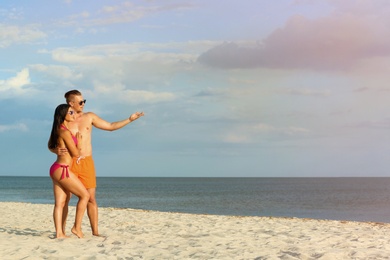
54, 89, 144, 236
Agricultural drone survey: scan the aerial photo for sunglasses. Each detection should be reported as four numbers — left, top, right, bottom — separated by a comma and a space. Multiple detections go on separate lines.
68, 111, 74, 115
78, 99, 86, 105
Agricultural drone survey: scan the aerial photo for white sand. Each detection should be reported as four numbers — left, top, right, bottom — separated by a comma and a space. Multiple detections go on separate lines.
0, 202, 389, 259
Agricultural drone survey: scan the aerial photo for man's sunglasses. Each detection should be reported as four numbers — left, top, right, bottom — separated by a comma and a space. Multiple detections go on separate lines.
78, 99, 86, 105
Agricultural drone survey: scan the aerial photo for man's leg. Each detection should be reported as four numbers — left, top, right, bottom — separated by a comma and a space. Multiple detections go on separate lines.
86, 188, 99, 236
72, 156, 98, 235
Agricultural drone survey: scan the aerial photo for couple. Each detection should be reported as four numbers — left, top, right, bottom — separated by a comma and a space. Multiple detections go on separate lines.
48, 90, 144, 238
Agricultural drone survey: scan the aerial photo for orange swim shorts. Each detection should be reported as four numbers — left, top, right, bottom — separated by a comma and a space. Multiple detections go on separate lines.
71, 156, 96, 189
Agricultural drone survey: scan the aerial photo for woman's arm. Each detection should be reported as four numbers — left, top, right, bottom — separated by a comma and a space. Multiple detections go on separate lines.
59, 129, 81, 158
48, 144, 68, 155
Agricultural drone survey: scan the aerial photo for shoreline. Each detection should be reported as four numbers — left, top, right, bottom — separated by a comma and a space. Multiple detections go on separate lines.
1, 202, 390, 259
1, 200, 388, 224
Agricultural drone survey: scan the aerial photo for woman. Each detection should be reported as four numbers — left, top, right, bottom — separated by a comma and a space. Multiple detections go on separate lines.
48, 104, 90, 238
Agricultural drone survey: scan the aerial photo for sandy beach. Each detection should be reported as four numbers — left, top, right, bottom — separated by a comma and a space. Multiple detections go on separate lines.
1, 202, 390, 259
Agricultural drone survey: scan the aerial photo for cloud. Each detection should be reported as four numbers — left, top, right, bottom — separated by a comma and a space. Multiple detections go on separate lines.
19, 42, 212, 105
94, 82, 176, 104
198, 2, 390, 70
38, 42, 210, 93
325, 0, 390, 15
119, 89, 176, 104
253, 123, 310, 135
222, 123, 311, 143
56, 2, 195, 28
194, 89, 225, 97
0, 123, 28, 133
49, 42, 202, 65
349, 119, 390, 129
0, 24, 46, 48
222, 134, 250, 144
51, 48, 104, 64
278, 88, 331, 97
0, 7, 24, 21
198, 42, 263, 69
0, 68, 34, 99
30, 64, 83, 80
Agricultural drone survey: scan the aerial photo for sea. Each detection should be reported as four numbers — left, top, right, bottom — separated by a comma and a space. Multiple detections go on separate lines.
1, 176, 390, 223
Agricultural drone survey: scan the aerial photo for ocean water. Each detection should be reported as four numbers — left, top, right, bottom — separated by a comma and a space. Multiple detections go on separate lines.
1, 177, 390, 223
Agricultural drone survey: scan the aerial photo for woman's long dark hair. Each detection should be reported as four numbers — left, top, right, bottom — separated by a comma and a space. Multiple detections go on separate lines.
48, 104, 70, 149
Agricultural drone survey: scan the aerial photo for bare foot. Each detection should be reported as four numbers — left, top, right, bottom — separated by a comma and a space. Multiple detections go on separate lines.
71, 226, 84, 238
56, 233, 70, 239
93, 233, 107, 238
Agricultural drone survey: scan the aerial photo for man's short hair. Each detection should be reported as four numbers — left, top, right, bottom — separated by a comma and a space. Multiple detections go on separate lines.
64, 90, 82, 103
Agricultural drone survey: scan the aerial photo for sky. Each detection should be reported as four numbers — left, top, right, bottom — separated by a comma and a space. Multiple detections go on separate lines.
1, 0, 389, 177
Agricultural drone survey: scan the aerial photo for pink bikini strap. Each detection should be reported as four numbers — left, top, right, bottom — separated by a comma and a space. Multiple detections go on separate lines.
60, 165, 70, 179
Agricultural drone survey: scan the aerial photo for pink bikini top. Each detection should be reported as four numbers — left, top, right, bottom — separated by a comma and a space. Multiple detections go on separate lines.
60, 125, 78, 145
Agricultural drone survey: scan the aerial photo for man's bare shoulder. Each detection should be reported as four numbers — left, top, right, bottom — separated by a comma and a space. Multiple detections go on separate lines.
84, 111, 105, 120
79, 111, 97, 119
82, 111, 95, 116
76, 112, 95, 124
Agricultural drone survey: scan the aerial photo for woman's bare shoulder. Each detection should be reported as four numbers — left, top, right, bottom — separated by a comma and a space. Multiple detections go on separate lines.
58, 127, 70, 137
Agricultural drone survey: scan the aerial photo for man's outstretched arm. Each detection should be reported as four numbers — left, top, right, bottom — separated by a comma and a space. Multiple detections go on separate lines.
92, 111, 144, 131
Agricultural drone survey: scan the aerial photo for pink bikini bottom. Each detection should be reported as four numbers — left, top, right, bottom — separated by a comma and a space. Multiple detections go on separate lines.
49, 162, 70, 179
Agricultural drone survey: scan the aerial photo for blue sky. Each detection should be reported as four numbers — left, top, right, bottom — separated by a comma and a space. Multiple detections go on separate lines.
1, 0, 389, 177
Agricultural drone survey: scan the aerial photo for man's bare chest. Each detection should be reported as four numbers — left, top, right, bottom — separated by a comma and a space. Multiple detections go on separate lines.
68, 120, 92, 135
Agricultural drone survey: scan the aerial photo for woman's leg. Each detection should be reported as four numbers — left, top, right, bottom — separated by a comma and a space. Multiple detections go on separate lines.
52, 167, 90, 238
52, 180, 69, 238
62, 191, 71, 235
